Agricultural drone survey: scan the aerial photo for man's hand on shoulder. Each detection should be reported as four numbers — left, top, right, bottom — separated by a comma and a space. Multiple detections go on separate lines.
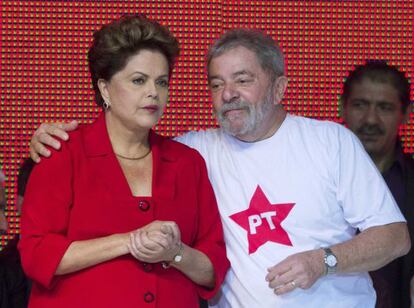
30, 120, 79, 163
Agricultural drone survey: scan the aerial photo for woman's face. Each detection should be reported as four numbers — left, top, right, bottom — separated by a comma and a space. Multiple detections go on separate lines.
99, 49, 170, 131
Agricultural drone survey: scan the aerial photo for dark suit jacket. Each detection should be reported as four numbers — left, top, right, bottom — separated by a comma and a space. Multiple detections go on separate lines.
0, 237, 28, 308
372, 150, 414, 308
400, 153, 414, 308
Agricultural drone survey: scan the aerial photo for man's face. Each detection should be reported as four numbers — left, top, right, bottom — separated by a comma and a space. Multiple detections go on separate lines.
208, 46, 282, 141
0, 210, 8, 235
343, 78, 407, 159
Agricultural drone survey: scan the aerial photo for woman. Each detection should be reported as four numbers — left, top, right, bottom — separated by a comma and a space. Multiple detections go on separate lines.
18, 15, 229, 308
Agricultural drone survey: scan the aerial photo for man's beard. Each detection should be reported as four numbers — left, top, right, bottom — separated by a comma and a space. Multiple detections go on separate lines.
215, 87, 275, 137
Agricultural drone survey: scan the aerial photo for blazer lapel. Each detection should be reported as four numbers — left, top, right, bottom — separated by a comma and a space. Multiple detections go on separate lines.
81, 114, 179, 200
82, 112, 132, 197
150, 131, 177, 201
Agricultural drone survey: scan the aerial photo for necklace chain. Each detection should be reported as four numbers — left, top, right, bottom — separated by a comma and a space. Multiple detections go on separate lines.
115, 148, 151, 160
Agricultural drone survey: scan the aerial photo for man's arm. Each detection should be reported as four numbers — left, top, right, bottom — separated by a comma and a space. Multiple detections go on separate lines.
29, 121, 78, 162
332, 222, 410, 273
266, 222, 410, 295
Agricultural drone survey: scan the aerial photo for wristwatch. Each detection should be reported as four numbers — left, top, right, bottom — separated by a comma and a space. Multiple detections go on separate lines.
173, 242, 184, 263
323, 247, 338, 275
162, 242, 183, 269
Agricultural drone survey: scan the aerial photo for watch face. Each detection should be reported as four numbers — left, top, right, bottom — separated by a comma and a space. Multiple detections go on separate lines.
326, 255, 337, 267
174, 254, 183, 263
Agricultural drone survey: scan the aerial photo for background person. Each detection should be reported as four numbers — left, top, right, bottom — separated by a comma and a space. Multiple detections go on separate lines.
16, 158, 35, 215
0, 170, 7, 236
342, 61, 414, 308
0, 168, 28, 308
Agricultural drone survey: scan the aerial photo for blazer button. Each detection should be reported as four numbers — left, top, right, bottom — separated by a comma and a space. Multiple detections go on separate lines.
144, 292, 155, 303
139, 200, 150, 211
142, 262, 153, 272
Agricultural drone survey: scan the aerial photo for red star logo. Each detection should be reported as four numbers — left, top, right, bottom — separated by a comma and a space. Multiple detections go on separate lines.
229, 185, 295, 254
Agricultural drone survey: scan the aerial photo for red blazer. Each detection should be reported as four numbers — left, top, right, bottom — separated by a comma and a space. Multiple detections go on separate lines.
19, 113, 229, 308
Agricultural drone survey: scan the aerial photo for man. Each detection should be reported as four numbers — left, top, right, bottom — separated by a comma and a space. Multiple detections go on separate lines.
29, 29, 410, 307
0, 168, 29, 308
16, 158, 35, 214
342, 61, 414, 308
0, 170, 8, 236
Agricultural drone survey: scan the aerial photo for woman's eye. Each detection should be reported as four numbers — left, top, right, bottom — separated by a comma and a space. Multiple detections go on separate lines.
132, 78, 145, 85
157, 79, 169, 87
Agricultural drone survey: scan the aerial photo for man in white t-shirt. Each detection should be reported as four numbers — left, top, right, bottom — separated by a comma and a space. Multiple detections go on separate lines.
29, 29, 410, 307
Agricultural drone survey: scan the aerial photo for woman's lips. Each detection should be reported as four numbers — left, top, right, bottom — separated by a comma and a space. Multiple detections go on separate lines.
143, 105, 159, 113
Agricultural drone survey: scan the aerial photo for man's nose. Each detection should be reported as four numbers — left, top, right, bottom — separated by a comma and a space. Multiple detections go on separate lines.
364, 105, 380, 124
222, 83, 239, 103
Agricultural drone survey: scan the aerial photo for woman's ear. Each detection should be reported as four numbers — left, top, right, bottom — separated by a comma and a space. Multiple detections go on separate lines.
97, 78, 110, 102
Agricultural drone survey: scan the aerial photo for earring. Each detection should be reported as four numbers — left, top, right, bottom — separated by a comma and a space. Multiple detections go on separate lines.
103, 100, 111, 110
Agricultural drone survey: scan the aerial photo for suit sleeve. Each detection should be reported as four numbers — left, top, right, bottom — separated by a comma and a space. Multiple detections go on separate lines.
191, 152, 230, 299
18, 143, 73, 289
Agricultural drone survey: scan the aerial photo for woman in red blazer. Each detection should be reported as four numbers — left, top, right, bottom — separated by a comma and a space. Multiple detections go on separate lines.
18, 15, 229, 308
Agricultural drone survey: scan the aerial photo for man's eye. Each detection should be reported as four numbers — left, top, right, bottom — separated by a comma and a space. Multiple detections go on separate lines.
351, 101, 366, 109
378, 104, 395, 112
237, 78, 252, 85
210, 83, 222, 90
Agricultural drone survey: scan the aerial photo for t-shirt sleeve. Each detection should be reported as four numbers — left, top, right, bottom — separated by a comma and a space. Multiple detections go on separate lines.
18, 143, 73, 289
335, 126, 405, 231
191, 152, 230, 299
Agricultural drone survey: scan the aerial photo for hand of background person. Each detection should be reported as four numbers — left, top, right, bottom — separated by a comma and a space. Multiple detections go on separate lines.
30, 121, 79, 163
128, 221, 182, 264
265, 249, 325, 295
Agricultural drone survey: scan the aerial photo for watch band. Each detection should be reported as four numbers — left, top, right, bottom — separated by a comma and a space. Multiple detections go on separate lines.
173, 242, 184, 263
323, 247, 338, 275
162, 242, 184, 269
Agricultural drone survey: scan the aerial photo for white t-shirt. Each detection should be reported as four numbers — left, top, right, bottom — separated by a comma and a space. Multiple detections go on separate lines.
176, 114, 405, 308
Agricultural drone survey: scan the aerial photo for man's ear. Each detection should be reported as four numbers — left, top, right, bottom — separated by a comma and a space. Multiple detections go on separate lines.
402, 103, 412, 124
97, 79, 110, 102
274, 76, 288, 105
339, 97, 346, 119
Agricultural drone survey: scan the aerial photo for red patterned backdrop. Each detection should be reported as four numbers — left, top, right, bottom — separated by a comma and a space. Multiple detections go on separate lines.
1, 1, 413, 247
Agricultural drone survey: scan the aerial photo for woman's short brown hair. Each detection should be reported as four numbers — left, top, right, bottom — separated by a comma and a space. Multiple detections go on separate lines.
88, 14, 180, 107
